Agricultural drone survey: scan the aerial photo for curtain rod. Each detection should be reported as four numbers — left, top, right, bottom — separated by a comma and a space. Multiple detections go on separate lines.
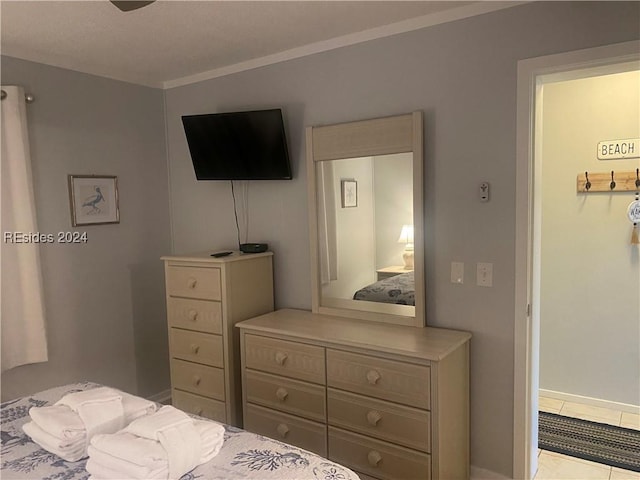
0, 89, 35, 103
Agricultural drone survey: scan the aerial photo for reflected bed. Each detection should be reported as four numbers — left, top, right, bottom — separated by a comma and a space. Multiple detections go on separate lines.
353, 271, 415, 306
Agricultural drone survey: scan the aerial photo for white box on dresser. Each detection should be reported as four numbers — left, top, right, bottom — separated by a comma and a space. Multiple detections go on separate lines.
162, 251, 274, 427
237, 308, 471, 480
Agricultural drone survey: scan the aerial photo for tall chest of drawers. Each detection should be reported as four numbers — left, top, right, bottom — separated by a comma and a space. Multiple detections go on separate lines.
238, 309, 471, 480
162, 251, 274, 426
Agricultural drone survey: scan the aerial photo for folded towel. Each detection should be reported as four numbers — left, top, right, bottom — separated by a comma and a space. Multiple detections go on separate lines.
23, 387, 158, 461
86, 408, 225, 480
56, 387, 125, 442
22, 421, 86, 462
29, 404, 85, 441
125, 406, 201, 479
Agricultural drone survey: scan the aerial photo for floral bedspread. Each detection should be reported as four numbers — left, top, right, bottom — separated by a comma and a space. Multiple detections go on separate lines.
353, 271, 415, 305
1, 382, 359, 480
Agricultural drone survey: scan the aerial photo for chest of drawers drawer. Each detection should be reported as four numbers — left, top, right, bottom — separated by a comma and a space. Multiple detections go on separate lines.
244, 334, 325, 384
245, 369, 326, 422
244, 404, 327, 457
169, 328, 223, 367
170, 358, 225, 400
328, 426, 431, 480
328, 388, 430, 452
327, 349, 431, 409
167, 297, 222, 333
171, 389, 226, 423
166, 265, 221, 300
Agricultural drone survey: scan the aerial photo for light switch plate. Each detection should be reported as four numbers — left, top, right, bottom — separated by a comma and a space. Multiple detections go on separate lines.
480, 182, 490, 202
477, 262, 493, 287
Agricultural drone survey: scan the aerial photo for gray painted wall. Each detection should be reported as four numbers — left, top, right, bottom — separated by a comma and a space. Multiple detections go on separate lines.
163, 3, 640, 476
1, 57, 172, 401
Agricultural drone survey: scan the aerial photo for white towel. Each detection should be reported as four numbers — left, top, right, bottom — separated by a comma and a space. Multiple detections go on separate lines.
23, 387, 158, 461
56, 387, 125, 441
29, 404, 85, 440
87, 408, 225, 480
22, 421, 86, 462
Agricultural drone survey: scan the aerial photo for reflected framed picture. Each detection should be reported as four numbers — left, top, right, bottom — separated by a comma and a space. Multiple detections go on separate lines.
341, 179, 358, 208
68, 175, 120, 226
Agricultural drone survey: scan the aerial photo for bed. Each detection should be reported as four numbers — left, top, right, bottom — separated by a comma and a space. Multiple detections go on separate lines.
352, 271, 415, 305
1, 382, 360, 480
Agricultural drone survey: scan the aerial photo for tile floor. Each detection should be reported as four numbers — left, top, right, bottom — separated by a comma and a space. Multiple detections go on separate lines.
534, 394, 640, 480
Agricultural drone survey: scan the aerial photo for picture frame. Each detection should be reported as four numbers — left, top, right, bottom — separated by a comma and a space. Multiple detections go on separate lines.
341, 179, 358, 208
68, 175, 120, 226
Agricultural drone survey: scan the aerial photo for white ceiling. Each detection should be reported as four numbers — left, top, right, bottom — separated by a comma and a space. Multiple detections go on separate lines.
1, 1, 519, 89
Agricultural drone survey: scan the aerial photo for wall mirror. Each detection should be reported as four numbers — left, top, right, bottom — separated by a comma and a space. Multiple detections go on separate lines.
306, 112, 425, 327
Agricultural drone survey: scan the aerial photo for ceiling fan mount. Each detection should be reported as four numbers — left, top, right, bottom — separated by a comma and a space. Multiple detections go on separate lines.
110, 1, 156, 12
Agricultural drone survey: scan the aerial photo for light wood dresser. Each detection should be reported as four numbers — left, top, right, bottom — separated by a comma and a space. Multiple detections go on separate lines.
237, 308, 471, 480
162, 251, 274, 426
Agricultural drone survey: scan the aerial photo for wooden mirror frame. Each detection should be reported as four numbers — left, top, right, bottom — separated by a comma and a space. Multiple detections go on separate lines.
306, 111, 425, 327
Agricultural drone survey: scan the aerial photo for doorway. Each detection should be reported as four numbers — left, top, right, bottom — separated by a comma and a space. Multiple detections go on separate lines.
514, 41, 640, 480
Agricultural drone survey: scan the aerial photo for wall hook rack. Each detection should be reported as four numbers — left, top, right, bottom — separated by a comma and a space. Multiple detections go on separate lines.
577, 170, 640, 193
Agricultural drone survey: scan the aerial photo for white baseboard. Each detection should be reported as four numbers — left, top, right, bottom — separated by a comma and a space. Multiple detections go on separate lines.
471, 465, 512, 480
540, 389, 640, 415
146, 389, 171, 404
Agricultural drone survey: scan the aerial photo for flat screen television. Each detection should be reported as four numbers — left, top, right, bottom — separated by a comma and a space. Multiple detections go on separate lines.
182, 108, 292, 180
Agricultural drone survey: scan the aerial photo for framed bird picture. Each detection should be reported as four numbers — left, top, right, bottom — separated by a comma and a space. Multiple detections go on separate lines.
68, 175, 120, 226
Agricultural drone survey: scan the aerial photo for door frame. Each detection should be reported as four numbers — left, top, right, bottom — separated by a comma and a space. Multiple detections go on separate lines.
513, 40, 640, 480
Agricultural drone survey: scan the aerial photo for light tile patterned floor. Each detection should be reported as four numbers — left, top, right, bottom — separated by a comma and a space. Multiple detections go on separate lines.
534, 395, 640, 480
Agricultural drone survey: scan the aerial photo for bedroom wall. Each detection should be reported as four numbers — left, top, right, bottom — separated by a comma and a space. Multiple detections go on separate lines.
1, 57, 171, 401
374, 153, 413, 270
163, 2, 640, 477
539, 71, 640, 406
324, 156, 376, 299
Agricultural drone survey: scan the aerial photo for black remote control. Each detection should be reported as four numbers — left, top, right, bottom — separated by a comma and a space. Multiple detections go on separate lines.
211, 251, 233, 258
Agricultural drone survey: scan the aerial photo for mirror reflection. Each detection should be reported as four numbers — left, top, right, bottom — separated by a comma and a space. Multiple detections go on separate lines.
316, 152, 415, 316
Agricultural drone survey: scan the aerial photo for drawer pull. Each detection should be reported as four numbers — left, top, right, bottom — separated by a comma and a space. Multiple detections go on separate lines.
276, 423, 289, 438
190, 344, 200, 354
193, 407, 203, 416
366, 410, 382, 426
366, 369, 381, 385
367, 450, 383, 467
275, 387, 289, 402
187, 277, 197, 289
274, 351, 288, 366
192, 375, 201, 386
188, 309, 198, 321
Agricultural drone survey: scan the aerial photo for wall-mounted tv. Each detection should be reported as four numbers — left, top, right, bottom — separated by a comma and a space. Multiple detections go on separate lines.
182, 108, 292, 180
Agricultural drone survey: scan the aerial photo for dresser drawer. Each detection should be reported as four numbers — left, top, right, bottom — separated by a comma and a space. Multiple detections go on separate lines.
171, 359, 225, 400
328, 427, 431, 480
166, 266, 221, 300
170, 329, 223, 367
245, 370, 326, 422
244, 334, 325, 384
244, 404, 327, 457
172, 389, 226, 423
328, 388, 430, 452
167, 297, 222, 334
327, 350, 430, 409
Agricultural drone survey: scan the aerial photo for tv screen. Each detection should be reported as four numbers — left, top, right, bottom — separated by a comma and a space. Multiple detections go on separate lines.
182, 108, 292, 180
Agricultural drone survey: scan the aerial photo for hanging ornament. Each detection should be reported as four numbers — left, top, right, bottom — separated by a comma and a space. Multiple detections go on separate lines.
629, 170, 640, 245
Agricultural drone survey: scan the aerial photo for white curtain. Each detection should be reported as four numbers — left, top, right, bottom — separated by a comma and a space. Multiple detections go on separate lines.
1, 85, 48, 371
